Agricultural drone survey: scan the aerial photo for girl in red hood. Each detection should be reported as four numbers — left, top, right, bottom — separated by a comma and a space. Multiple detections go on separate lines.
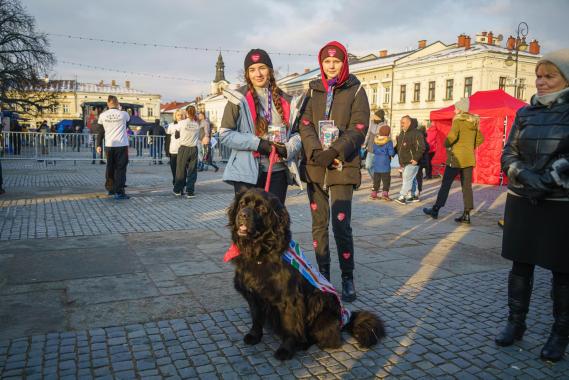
299, 41, 370, 302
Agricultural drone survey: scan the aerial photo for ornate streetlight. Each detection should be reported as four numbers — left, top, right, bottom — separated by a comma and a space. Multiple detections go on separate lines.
505, 22, 529, 99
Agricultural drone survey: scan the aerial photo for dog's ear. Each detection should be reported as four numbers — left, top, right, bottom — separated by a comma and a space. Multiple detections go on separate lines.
227, 190, 246, 229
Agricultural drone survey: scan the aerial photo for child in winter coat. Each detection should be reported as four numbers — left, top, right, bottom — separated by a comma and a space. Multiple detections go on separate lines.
370, 124, 395, 200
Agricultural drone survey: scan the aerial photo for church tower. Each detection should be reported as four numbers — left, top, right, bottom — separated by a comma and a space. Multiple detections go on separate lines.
211, 52, 229, 95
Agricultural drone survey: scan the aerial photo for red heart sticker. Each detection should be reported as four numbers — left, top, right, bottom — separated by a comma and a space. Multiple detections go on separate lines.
310, 202, 317, 211
337, 212, 345, 221
251, 54, 260, 62
328, 48, 337, 57
342, 251, 351, 260
356, 123, 365, 130
302, 119, 310, 126
313, 240, 318, 248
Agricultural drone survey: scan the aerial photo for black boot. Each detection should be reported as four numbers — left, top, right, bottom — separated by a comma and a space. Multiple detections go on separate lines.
318, 265, 330, 282
341, 274, 357, 302
495, 272, 533, 346
541, 278, 569, 362
423, 205, 440, 219
454, 210, 471, 224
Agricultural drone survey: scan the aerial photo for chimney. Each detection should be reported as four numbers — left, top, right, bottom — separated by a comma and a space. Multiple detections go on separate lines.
481, 31, 487, 36
457, 34, 466, 47
464, 35, 471, 49
418, 40, 427, 49
487, 31, 493, 45
125, 80, 131, 89
98, 80, 104, 87
506, 35, 516, 50
379, 49, 388, 57
304, 68, 310, 73
529, 39, 541, 55
111, 80, 116, 87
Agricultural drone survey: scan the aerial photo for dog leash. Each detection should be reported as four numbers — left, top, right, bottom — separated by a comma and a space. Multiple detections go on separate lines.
264, 145, 278, 192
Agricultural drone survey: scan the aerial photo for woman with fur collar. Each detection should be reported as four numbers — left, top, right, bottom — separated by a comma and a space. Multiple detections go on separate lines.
496, 48, 569, 362
219, 49, 302, 204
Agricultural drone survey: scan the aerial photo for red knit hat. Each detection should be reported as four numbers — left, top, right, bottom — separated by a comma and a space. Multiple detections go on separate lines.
319, 45, 345, 63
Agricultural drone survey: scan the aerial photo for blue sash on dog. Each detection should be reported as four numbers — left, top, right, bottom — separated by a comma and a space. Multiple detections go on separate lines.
282, 240, 352, 328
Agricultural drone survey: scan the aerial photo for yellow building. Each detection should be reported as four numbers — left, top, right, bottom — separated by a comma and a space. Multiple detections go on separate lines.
278, 32, 542, 137
20, 79, 161, 129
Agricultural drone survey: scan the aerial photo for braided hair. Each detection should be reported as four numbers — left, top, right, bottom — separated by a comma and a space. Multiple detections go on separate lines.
245, 68, 287, 136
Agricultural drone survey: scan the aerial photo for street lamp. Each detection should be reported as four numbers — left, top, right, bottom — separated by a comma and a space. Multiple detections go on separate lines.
505, 22, 529, 99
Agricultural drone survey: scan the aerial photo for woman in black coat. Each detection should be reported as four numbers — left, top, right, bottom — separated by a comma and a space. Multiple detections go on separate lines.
496, 48, 569, 362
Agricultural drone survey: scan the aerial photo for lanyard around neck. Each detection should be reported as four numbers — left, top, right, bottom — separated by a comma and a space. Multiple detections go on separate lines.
260, 87, 272, 124
324, 78, 338, 120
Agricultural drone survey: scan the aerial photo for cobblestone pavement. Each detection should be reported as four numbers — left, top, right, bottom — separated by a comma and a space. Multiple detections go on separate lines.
1, 160, 567, 379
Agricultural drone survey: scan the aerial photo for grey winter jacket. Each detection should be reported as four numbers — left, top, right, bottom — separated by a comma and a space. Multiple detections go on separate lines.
219, 87, 303, 187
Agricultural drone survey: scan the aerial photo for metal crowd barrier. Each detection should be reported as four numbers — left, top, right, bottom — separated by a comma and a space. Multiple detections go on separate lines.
0, 131, 229, 164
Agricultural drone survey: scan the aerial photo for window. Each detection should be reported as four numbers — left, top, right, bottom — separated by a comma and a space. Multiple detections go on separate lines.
445, 79, 454, 100
63, 104, 69, 114
50, 105, 58, 114
427, 81, 436, 101
516, 78, 525, 99
384, 87, 390, 104
413, 83, 421, 102
371, 86, 377, 105
399, 85, 406, 103
464, 77, 473, 97
147, 107, 153, 117
499, 76, 507, 91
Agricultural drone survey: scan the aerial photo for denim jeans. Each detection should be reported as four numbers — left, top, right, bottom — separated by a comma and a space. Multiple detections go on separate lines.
365, 151, 375, 180
399, 164, 420, 198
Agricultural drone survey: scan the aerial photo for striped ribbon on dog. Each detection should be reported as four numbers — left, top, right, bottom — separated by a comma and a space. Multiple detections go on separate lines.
282, 240, 352, 328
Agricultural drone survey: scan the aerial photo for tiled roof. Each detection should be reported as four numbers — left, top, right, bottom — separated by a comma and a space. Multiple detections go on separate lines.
160, 101, 191, 112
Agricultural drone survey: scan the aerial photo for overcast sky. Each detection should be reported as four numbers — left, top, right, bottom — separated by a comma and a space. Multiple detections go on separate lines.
23, 0, 568, 102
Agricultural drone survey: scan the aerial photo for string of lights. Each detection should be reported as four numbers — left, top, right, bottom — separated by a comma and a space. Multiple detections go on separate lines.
59, 60, 211, 83
48, 33, 315, 57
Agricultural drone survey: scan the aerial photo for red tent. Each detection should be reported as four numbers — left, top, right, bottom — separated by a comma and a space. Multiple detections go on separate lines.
429, 89, 527, 185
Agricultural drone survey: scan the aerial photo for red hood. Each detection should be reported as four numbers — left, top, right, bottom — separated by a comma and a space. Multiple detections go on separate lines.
318, 41, 350, 91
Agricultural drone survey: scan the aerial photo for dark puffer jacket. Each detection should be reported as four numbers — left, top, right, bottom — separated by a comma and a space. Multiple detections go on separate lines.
502, 91, 569, 199
299, 74, 369, 186
396, 123, 425, 166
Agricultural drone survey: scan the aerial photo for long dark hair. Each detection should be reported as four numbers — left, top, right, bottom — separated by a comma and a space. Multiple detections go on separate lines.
245, 68, 287, 136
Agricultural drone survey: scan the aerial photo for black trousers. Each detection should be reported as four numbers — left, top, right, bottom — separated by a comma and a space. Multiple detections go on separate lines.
372, 172, 391, 192
174, 146, 198, 194
415, 164, 424, 192
434, 166, 474, 211
425, 152, 435, 178
511, 261, 569, 283
232, 170, 288, 205
306, 183, 354, 276
104, 146, 128, 195
169, 154, 177, 185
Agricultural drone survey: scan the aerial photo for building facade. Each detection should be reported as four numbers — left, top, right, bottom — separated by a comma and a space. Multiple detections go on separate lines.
19, 80, 161, 129
278, 32, 542, 136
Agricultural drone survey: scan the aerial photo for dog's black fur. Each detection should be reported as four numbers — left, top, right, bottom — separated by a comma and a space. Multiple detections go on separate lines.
227, 188, 385, 360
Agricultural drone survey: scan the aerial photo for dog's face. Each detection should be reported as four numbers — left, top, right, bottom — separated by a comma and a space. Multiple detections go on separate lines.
227, 188, 291, 256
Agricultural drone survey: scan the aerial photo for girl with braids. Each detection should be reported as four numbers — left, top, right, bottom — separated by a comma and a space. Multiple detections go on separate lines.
219, 48, 303, 204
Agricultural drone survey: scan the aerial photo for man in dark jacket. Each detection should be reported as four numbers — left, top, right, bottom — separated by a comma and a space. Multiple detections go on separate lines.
151, 119, 166, 164
395, 115, 425, 204
299, 41, 369, 302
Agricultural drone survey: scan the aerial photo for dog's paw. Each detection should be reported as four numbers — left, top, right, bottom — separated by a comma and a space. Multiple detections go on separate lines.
244, 333, 262, 345
274, 347, 294, 361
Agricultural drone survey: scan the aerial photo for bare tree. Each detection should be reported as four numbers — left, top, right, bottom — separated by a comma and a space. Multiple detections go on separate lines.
0, 0, 58, 115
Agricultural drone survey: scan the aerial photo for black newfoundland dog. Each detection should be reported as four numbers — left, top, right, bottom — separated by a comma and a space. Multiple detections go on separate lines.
226, 188, 385, 360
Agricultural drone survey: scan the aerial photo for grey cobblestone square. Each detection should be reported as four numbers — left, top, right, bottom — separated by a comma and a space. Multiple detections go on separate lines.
1, 162, 568, 378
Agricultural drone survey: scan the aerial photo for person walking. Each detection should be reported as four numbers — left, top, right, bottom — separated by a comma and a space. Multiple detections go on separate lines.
198, 112, 219, 172
166, 110, 184, 186
95, 95, 130, 200
299, 41, 369, 302
425, 120, 438, 179
422, 98, 484, 223
370, 124, 395, 200
394, 115, 425, 205
410, 118, 430, 202
363, 109, 387, 182
495, 49, 569, 362
173, 106, 200, 198
219, 48, 302, 205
